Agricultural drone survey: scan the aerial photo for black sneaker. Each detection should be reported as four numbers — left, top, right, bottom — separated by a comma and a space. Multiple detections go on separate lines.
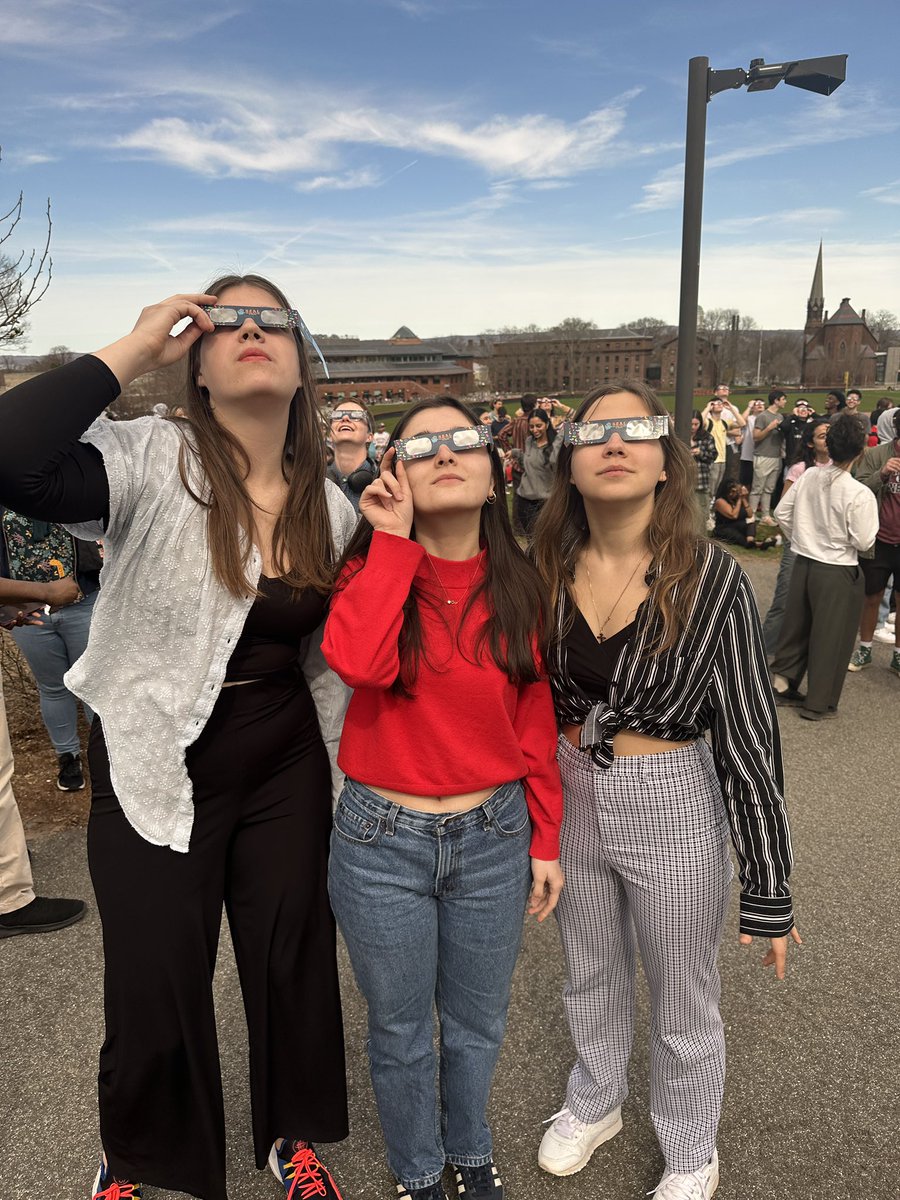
268, 1140, 343, 1199
450, 1163, 503, 1200
396, 1183, 448, 1200
92, 1157, 142, 1198
57, 752, 85, 791
0, 896, 86, 938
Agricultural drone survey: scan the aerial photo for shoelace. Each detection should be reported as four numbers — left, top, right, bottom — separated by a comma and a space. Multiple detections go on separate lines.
456, 1163, 499, 1194
647, 1169, 709, 1200
543, 1107, 587, 1139
284, 1143, 331, 1200
95, 1182, 138, 1200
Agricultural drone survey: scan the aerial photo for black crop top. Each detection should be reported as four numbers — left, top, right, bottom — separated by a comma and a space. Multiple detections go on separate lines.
224, 577, 327, 681
560, 606, 637, 707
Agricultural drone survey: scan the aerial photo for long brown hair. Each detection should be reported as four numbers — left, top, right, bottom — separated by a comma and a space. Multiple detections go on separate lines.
531, 380, 702, 655
178, 272, 334, 597
338, 396, 549, 696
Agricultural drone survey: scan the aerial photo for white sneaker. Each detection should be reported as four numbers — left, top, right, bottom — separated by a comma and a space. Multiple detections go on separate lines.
537, 1105, 622, 1176
887, 612, 896, 627
874, 624, 896, 644
652, 1150, 719, 1199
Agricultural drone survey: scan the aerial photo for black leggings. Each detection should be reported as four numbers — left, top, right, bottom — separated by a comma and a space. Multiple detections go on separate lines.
87, 668, 347, 1200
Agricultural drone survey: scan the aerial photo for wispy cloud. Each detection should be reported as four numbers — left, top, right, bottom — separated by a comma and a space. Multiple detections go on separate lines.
704, 207, 843, 233
532, 36, 600, 62
109, 77, 646, 183
861, 181, 900, 206
0, 0, 240, 49
294, 168, 384, 193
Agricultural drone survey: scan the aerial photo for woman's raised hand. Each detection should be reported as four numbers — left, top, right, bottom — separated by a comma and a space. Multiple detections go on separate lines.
358, 448, 414, 539
92, 293, 218, 389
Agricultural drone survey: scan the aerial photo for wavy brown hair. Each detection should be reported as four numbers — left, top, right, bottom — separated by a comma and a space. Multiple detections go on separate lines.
338, 396, 549, 696
531, 380, 702, 655
177, 272, 334, 597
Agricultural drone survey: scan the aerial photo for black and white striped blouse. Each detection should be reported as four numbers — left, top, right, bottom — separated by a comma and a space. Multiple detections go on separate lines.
549, 538, 794, 938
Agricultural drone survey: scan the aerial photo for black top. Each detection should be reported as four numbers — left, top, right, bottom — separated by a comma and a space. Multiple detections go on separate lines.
560, 606, 636, 707
225, 577, 326, 681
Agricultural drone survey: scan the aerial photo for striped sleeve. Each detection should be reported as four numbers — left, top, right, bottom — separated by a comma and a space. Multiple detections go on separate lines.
706, 571, 795, 937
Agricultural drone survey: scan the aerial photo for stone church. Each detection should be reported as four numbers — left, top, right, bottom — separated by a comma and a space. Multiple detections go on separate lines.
801, 242, 878, 387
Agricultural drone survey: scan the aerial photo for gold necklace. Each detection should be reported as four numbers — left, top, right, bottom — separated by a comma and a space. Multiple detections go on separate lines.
583, 551, 648, 643
426, 553, 482, 606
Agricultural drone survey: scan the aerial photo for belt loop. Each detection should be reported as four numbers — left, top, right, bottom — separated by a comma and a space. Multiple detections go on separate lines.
481, 798, 495, 830
383, 804, 400, 837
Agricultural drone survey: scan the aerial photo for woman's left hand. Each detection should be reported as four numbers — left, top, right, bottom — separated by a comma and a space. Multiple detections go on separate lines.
528, 858, 564, 922
739, 926, 803, 980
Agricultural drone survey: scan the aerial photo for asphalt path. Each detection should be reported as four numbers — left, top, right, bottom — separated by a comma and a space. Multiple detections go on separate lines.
2, 553, 898, 1199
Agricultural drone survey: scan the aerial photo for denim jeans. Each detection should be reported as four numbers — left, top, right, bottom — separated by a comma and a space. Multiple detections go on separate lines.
762, 539, 796, 657
11, 589, 97, 756
328, 778, 532, 1190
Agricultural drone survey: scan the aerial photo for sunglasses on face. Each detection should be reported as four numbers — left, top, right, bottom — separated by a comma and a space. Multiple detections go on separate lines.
562, 416, 670, 446
393, 426, 494, 461
329, 410, 368, 423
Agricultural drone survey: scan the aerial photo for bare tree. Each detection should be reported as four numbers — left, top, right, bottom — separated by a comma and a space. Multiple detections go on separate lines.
867, 308, 900, 349
0, 148, 53, 349
699, 308, 759, 384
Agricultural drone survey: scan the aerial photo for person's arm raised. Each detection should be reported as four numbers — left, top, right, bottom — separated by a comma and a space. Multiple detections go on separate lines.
92, 293, 216, 389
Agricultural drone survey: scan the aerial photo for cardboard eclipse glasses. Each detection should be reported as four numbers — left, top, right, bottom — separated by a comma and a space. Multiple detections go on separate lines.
393, 426, 494, 461
562, 415, 670, 446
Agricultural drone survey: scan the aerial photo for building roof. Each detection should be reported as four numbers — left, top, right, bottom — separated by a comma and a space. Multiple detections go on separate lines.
492, 329, 650, 347
824, 298, 869, 327
390, 326, 418, 341
318, 336, 451, 359
318, 361, 470, 381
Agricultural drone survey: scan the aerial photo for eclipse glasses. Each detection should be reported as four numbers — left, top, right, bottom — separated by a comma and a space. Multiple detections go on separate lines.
562, 416, 670, 446
329, 409, 368, 423
201, 304, 330, 378
393, 426, 494, 461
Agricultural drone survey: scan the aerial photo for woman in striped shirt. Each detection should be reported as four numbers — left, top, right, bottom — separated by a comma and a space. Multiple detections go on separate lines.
530, 382, 800, 1200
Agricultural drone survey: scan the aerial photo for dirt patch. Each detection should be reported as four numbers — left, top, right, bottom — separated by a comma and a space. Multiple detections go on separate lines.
1, 634, 91, 837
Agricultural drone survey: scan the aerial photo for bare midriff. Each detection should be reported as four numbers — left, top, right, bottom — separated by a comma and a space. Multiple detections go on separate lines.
364, 784, 499, 814
562, 724, 692, 756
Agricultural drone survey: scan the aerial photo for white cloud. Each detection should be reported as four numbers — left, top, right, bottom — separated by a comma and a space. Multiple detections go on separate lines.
861, 181, 900, 206
0, 0, 240, 49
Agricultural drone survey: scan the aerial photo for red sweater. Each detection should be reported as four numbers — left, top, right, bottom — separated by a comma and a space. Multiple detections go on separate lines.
322, 532, 562, 860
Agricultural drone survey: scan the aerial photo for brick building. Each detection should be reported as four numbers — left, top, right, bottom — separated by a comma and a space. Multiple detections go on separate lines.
487, 330, 652, 394
801, 243, 878, 388
655, 334, 719, 393
317, 326, 473, 404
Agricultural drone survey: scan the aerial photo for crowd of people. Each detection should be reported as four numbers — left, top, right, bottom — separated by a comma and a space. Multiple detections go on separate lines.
0, 279, 896, 1200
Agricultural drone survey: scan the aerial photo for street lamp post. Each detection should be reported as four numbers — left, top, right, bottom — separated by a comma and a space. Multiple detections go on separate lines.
673, 54, 847, 442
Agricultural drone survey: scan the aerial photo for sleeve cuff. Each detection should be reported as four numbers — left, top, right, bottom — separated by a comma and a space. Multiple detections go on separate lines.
739, 891, 794, 938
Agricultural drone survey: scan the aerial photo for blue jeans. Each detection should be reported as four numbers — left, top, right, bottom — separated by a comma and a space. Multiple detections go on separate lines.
11, 589, 97, 756
328, 778, 532, 1190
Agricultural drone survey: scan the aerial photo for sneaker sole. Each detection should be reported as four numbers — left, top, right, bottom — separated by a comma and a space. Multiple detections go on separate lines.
846, 662, 871, 672
57, 779, 86, 791
538, 1113, 623, 1176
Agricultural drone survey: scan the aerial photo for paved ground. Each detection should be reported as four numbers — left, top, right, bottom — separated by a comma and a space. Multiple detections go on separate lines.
2, 554, 898, 1200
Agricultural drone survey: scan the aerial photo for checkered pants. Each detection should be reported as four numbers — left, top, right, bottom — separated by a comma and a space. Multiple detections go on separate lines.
555, 736, 733, 1173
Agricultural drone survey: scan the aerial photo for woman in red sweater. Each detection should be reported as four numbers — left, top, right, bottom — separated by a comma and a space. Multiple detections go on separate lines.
322, 397, 564, 1200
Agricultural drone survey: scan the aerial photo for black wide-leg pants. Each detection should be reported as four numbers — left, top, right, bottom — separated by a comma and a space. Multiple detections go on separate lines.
87, 668, 348, 1200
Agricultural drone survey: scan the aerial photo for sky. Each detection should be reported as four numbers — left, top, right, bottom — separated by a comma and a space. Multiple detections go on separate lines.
1, 0, 898, 355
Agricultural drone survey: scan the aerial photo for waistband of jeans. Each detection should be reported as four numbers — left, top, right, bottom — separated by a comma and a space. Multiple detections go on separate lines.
341, 776, 524, 832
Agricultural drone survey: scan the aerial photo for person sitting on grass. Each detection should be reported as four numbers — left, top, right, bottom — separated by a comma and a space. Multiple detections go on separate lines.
712, 480, 777, 550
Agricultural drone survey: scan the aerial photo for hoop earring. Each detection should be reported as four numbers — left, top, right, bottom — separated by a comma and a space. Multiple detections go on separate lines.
485, 491, 497, 504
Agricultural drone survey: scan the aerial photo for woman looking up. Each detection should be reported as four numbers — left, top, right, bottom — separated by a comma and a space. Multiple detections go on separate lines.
512, 406, 561, 537
322, 397, 564, 1200
0, 277, 355, 1200
327, 398, 377, 511
531, 382, 799, 1200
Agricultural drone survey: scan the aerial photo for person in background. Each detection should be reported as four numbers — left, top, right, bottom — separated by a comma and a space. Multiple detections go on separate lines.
846, 406, 900, 678
701, 389, 743, 499
770, 414, 879, 720
689, 410, 717, 523
845, 388, 870, 434
511, 407, 561, 538
1, 510, 102, 791
738, 398, 765, 488
712, 480, 776, 550
762, 419, 831, 657
327, 399, 377, 512
531, 381, 797, 1200
0, 578, 87, 937
749, 390, 787, 524
372, 421, 390, 463
323, 396, 563, 1200
824, 389, 846, 417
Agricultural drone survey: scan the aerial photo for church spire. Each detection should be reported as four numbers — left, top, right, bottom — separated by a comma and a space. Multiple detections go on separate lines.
806, 241, 825, 331
809, 239, 824, 304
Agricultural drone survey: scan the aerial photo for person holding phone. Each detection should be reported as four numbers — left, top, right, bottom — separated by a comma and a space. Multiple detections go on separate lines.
322, 397, 564, 1200
0, 277, 355, 1200
0, 577, 87, 938
531, 383, 798, 1200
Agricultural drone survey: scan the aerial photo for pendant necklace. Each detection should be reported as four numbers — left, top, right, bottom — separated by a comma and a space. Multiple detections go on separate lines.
583, 551, 648, 643
427, 553, 482, 607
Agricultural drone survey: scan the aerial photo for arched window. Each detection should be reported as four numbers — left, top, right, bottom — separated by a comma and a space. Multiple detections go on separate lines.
838, 341, 846, 360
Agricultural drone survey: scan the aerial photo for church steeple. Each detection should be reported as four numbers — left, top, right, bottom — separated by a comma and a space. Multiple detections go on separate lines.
806, 240, 825, 330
